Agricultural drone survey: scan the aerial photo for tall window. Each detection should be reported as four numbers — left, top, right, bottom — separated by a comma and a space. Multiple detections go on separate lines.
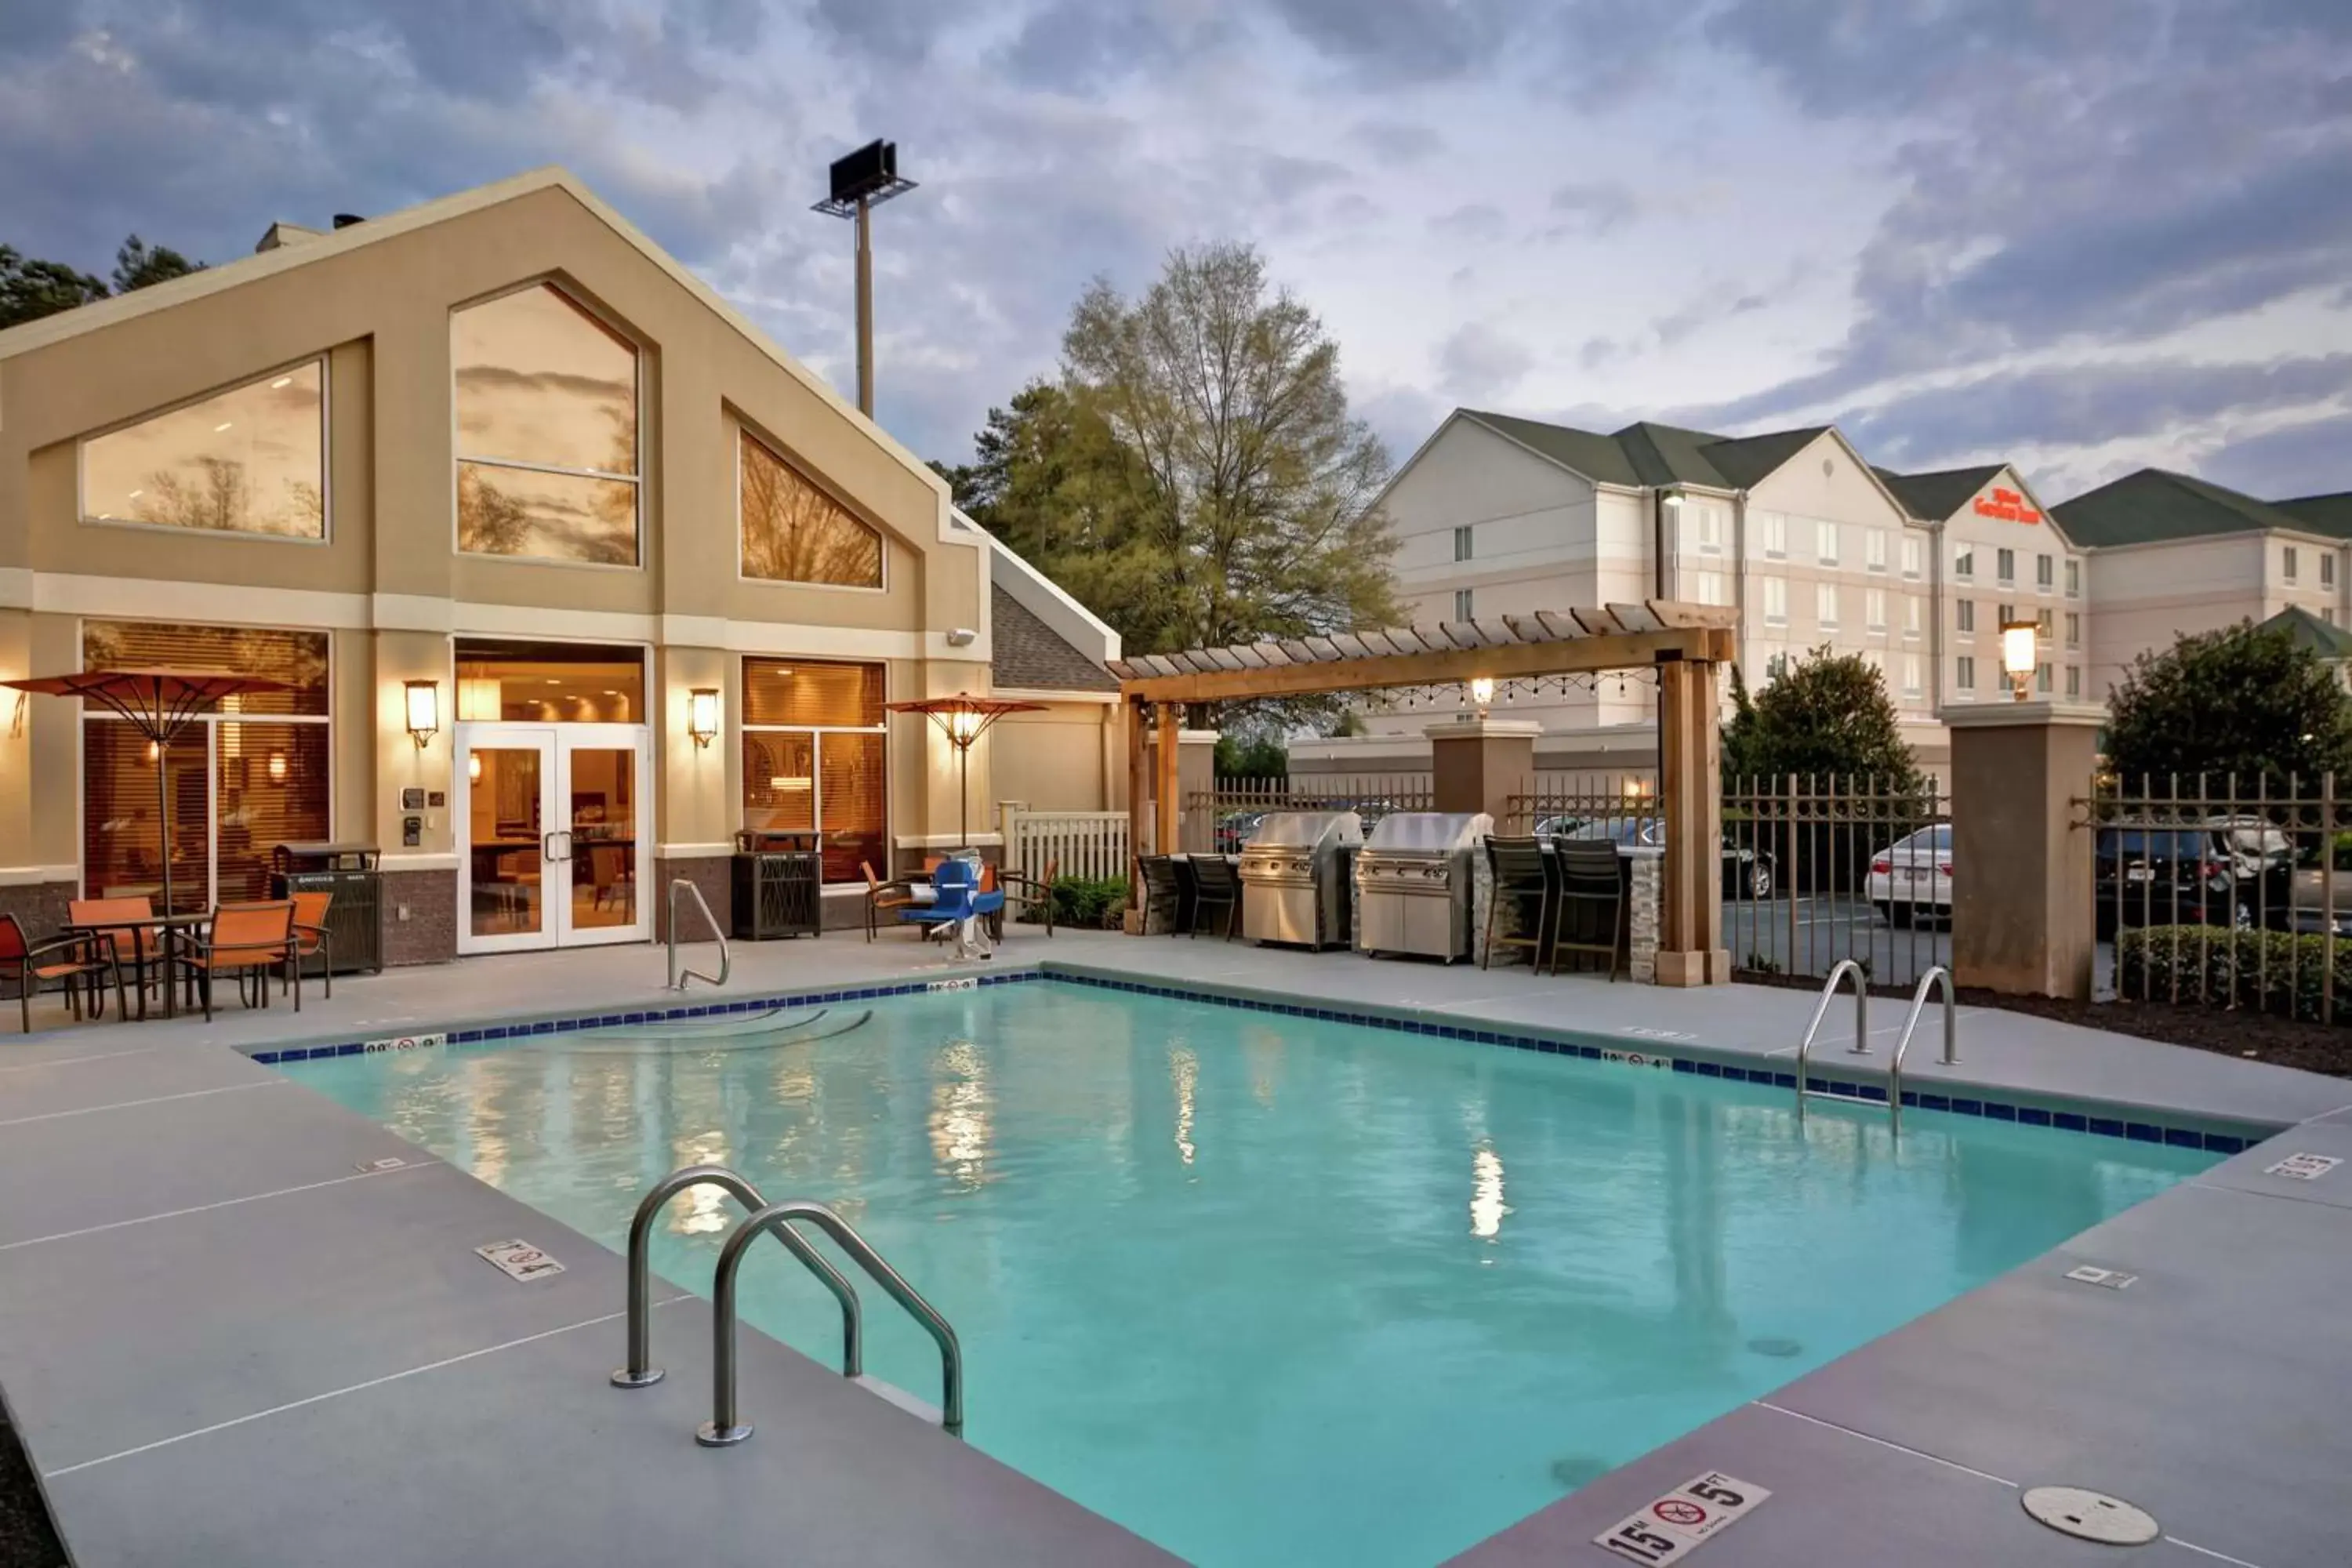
1957, 598, 1976, 633
81, 362, 325, 539
1900, 535, 1922, 579
1454, 589, 1474, 622
1904, 597, 1922, 640
1762, 576, 1787, 626
2284, 546, 2300, 583
1452, 525, 1473, 563
1866, 528, 1887, 572
81, 622, 330, 913
2036, 662, 2053, 694
1690, 503, 1723, 554
1996, 547, 2016, 585
1756, 513, 1787, 559
1956, 655, 1976, 692
1817, 521, 1840, 565
1954, 543, 1974, 580
2325, 554, 2337, 588
1902, 654, 1922, 699
453, 283, 640, 565
742, 660, 886, 884
2065, 612, 2082, 650
1693, 571, 1728, 606
2065, 558, 2081, 597
1866, 588, 1886, 631
2036, 553, 2054, 590
739, 431, 884, 588
2038, 608, 2055, 637
2067, 666, 2082, 698
1817, 583, 1840, 630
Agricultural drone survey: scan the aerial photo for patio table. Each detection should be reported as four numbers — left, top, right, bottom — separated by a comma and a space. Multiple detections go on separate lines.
61, 911, 209, 1021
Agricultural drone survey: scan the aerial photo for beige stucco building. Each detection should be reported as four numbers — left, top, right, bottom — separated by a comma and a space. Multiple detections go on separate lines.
0, 168, 1120, 962
1306, 408, 2081, 788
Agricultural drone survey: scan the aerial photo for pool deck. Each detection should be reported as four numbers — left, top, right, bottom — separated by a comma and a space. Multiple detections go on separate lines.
2, 929, 2349, 1566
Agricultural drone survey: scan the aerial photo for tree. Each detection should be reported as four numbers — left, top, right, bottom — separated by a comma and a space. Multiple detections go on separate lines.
2, 234, 205, 330
1736, 648, 1923, 789
943, 244, 1403, 726
2104, 619, 2352, 786
111, 235, 203, 293
1721, 662, 1761, 782
1214, 735, 1288, 779
0, 245, 107, 328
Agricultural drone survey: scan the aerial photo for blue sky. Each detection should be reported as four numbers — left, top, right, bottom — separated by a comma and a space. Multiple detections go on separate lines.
4, 1, 2348, 500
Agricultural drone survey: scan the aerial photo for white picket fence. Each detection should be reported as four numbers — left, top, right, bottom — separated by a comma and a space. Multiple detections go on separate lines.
1000, 806, 1130, 884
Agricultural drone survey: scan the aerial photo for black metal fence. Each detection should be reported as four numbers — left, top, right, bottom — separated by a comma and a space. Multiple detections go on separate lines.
1189, 775, 1434, 853
2082, 774, 2347, 1024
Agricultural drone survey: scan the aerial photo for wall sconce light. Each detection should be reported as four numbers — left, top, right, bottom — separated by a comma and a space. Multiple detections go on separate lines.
688, 688, 720, 749
945, 627, 978, 648
467, 752, 483, 784
1999, 619, 2038, 702
1469, 676, 1495, 718
404, 679, 441, 749
267, 752, 288, 783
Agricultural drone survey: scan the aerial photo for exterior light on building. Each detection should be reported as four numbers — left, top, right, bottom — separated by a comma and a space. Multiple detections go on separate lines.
267, 752, 287, 783
404, 679, 441, 748
688, 688, 720, 749
2000, 619, 2038, 702
146, 739, 160, 764
467, 752, 483, 784
1470, 676, 1495, 717
949, 707, 984, 743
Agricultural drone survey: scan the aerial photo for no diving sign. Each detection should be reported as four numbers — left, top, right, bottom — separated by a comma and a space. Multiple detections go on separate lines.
1596, 1472, 1771, 1564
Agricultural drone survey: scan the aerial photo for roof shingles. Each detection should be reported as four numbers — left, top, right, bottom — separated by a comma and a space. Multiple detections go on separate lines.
990, 585, 1117, 692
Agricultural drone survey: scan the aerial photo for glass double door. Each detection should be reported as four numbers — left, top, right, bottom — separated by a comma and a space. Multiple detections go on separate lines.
456, 723, 650, 953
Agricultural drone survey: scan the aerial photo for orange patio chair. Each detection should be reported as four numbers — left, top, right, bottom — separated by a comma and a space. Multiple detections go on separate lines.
172, 901, 299, 1021
70, 895, 155, 1004
0, 914, 122, 1033
862, 861, 919, 942
287, 889, 335, 1000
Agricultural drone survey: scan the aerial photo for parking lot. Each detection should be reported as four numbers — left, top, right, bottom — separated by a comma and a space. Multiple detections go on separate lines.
1724, 891, 2133, 996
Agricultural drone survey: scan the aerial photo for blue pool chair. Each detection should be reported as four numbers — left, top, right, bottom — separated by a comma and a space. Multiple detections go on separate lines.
898, 858, 1004, 942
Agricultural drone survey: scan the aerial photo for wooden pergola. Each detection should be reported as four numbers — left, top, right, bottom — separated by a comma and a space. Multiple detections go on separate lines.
1109, 601, 1738, 985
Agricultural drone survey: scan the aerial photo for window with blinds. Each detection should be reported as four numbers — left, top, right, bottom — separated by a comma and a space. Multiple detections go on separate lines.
80, 622, 331, 911
742, 659, 886, 882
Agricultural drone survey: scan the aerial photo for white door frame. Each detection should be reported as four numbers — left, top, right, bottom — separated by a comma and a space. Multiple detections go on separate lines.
455, 721, 652, 954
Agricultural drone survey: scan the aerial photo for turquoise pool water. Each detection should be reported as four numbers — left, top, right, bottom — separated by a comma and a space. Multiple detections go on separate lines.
283, 982, 2213, 1566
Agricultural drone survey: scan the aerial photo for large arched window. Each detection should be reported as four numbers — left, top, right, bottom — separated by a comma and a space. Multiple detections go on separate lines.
739, 430, 884, 588
453, 283, 640, 566
80, 362, 325, 539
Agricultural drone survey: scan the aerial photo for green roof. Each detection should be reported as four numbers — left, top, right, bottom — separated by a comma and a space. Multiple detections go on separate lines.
2274, 491, 2352, 539
2053, 468, 2312, 548
1871, 464, 2005, 522
1458, 410, 1832, 493
2257, 604, 2352, 659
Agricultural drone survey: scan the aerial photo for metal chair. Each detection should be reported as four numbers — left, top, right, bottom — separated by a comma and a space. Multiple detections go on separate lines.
69, 895, 154, 1008
1136, 855, 1183, 935
1188, 855, 1241, 939
288, 888, 335, 1000
1547, 840, 1626, 981
172, 901, 299, 1021
0, 914, 122, 1033
1482, 837, 1558, 971
860, 860, 919, 942
997, 857, 1058, 938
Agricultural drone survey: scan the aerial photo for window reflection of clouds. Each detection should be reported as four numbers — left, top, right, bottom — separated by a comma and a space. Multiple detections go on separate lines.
453, 283, 639, 564
81, 361, 325, 538
739, 430, 884, 588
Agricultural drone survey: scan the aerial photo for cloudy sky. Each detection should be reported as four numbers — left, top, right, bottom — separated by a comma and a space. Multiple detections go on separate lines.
4, 1, 2349, 501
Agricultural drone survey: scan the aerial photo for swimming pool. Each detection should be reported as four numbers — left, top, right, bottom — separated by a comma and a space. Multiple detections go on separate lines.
281, 979, 2215, 1566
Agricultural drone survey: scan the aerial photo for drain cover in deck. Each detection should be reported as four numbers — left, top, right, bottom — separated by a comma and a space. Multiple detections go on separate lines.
2021, 1486, 2158, 1544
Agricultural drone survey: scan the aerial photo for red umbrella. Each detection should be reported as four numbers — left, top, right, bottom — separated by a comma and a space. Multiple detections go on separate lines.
2, 670, 292, 915
884, 692, 1047, 848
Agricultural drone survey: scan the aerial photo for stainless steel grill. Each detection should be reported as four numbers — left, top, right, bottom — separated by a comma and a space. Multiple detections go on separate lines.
1355, 812, 1491, 961
1238, 811, 1363, 949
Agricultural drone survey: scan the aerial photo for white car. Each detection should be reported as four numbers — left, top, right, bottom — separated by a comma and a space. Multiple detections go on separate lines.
1867, 825, 1951, 926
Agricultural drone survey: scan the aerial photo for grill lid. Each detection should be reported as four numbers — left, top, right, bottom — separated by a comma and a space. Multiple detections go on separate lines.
1362, 811, 1493, 854
1245, 811, 1365, 851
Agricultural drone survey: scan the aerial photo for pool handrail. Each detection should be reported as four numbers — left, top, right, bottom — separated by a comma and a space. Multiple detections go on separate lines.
610, 1163, 860, 1389
1795, 958, 1871, 1128
1886, 964, 1958, 1138
700, 1199, 964, 1446
666, 878, 731, 991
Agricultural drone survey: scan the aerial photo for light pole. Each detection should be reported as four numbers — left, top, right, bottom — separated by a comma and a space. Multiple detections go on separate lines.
813, 140, 917, 419
2000, 618, 2039, 702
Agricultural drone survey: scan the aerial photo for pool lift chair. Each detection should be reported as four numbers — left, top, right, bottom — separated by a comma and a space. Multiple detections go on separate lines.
899, 858, 1004, 961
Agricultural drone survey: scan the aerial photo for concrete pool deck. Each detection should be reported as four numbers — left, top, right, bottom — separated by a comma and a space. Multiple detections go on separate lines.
2, 929, 2349, 1566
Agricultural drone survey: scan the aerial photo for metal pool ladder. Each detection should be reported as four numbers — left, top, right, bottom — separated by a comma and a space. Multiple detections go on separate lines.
666, 878, 730, 991
702, 1199, 964, 1446
1794, 961, 1958, 1139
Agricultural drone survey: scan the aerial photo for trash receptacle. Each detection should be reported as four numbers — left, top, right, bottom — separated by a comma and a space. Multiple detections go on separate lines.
731, 829, 822, 939
270, 842, 385, 974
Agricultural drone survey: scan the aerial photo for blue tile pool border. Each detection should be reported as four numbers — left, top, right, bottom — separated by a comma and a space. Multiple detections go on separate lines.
246, 960, 2262, 1156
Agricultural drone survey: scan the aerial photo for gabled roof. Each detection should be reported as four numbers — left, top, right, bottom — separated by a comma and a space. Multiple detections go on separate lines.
1872, 464, 2005, 523
990, 583, 1116, 692
2274, 492, 2352, 539
2053, 468, 2315, 548
1457, 410, 1830, 492
2257, 604, 2352, 659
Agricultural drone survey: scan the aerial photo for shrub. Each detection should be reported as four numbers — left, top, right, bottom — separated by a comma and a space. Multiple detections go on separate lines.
2116, 925, 2352, 1022
1047, 874, 1130, 930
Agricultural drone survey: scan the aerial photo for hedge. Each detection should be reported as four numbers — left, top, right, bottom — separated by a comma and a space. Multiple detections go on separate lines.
1045, 874, 1130, 931
2116, 925, 2352, 1022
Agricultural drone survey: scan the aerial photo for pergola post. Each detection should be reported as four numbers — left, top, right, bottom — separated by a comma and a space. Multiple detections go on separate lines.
1155, 701, 1180, 866
1126, 698, 1149, 922
1654, 655, 1729, 986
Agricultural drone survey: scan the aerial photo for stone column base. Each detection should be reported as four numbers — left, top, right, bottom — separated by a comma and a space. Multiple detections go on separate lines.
654, 855, 730, 941
0, 881, 77, 940
1653, 948, 1731, 987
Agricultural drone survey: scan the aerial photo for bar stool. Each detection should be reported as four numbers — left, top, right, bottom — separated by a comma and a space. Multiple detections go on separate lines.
1482, 836, 1558, 971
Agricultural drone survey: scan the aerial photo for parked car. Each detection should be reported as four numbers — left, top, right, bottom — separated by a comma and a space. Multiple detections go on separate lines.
1216, 811, 1267, 854
1540, 816, 1776, 899
2092, 822, 2296, 932
1867, 825, 1952, 927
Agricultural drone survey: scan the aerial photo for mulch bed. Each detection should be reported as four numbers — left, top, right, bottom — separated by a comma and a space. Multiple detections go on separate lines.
0, 1412, 64, 1568
1738, 968, 2352, 1079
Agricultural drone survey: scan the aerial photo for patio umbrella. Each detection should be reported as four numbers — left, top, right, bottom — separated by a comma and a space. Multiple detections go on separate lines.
884, 692, 1047, 848
2, 670, 291, 916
